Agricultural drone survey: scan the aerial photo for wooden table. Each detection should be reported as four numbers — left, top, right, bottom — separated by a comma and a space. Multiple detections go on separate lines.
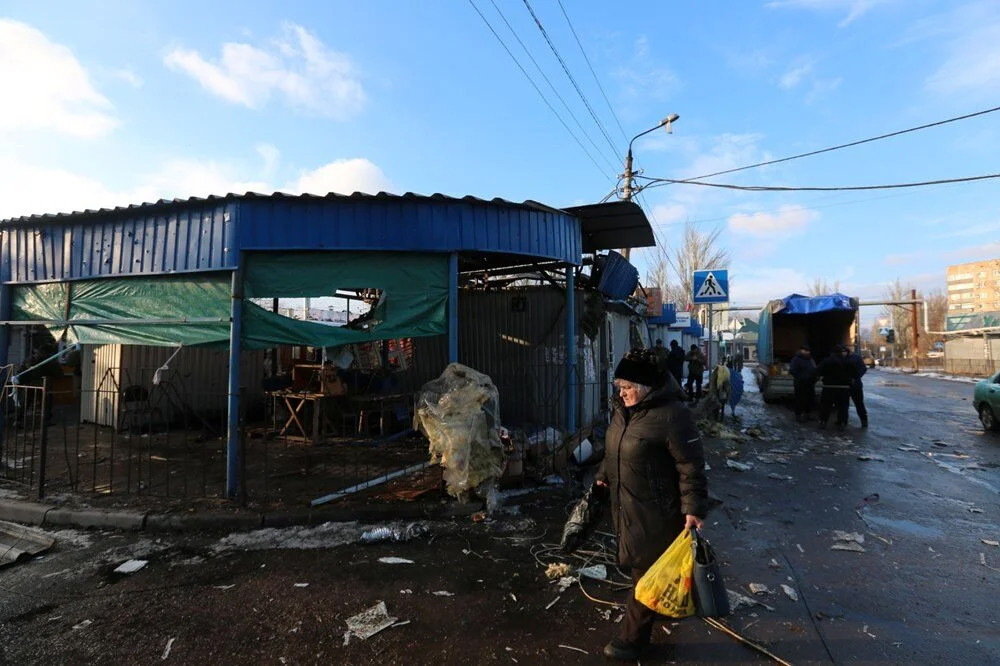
271, 391, 338, 444
347, 393, 413, 437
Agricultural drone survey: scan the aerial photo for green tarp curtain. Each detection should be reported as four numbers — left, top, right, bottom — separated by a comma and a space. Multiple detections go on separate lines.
10, 252, 450, 349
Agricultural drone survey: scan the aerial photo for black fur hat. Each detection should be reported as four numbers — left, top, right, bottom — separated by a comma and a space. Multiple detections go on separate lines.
614, 349, 664, 388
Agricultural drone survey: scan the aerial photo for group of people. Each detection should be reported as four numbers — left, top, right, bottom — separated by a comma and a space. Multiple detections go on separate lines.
789, 343, 868, 428
652, 339, 744, 421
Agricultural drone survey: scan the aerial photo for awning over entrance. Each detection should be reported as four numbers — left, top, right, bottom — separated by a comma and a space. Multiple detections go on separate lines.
564, 200, 655, 253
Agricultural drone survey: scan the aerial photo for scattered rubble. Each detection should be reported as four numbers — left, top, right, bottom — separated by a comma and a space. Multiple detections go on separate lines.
726, 460, 753, 472
579, 564, 607, 580
361, 523, 429, 544
433, 591, 455, 597
378, 557, 414, 564
857, 455, 886, 462
831, 531, 867, 553
728, 589, 775, 612
72, 620, 92, 631
781, 585, 799, 602
982, 540, 999, 547
767, 473, 794, 481
113, 559, 148, 574
343, 601, 397, 644
556, 577, 575, 593
748, 583, 770, 595
213, 521, 429, 553
545, 563, 572, 579
161, 638, 176, 660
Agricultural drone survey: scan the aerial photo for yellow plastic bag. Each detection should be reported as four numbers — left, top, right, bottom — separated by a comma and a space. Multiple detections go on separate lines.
634, 529, 696, 617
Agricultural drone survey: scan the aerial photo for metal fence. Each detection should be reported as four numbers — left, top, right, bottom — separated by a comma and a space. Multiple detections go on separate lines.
944, 358, 1000, 377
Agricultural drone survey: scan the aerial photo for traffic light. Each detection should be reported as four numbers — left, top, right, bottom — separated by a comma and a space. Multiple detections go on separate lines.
886, 330, 896, 344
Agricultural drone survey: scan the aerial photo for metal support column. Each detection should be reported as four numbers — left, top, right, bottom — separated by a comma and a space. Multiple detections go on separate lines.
911, 288, 919, 372
448, 252, 459, 364
707, 304, 714, 369
565, 267, 576, 434
0, 282, 9, 368
226, 268, 243, 498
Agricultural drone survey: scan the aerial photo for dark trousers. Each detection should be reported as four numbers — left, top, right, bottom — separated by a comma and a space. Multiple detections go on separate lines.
850, 384, 868, 424
793, 381, 815, 416
670, 367, 683, 389
621, 568, 657, 647
819, 387, 849, 425
685, 373, 703, 400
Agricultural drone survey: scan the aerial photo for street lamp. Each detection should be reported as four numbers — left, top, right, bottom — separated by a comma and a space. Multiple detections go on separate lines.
622, 114, 679, 201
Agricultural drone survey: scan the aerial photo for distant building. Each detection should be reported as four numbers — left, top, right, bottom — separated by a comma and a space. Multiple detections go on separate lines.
946, 258, 1000, 316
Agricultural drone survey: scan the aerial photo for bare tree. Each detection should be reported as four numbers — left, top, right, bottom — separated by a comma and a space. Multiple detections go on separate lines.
881, 278, 916, 358
807, 277, 841, 296
663, 223, 731, 316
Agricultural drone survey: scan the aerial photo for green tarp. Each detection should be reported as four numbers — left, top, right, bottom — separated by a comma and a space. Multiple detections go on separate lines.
11, 252, 450, 349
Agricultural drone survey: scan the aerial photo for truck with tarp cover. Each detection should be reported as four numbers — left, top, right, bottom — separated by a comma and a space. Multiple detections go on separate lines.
755, 293, 859, 403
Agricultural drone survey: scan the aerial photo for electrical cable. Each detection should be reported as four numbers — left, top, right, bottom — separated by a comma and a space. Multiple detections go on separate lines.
486, 0, 619, 173
466, 0, 610, 179
667, 104, 1000, 184
554, 0, 628, 144
521, 0, 620, 156
636, 171, 1000, 193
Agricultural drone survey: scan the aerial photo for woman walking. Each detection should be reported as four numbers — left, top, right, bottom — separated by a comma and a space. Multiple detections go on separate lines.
596, 349, 709, 661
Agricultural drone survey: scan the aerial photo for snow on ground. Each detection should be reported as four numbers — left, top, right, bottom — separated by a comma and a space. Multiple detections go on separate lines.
874, 367, 981, 384
741, 366, 759, 393
211, 520, 431, 553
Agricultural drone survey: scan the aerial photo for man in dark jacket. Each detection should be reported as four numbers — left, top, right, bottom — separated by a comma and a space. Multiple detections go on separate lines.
844, 348, 869, 427
815, 345, 857, 429
666, 339, 685, 388
652, 339, 669, 374
684, 344, 706, 402
789, 345, 817, 422
596, 349, 708, 661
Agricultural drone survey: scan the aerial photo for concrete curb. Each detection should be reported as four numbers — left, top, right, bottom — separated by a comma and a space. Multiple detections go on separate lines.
0, 497, 486, 533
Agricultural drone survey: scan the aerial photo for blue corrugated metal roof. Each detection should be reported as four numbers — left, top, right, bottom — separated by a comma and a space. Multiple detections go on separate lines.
1, 191, 584, 284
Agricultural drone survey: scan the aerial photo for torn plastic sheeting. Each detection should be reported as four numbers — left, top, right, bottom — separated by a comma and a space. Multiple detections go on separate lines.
413, 363, 505, 504
360, 523, 429, 544
0, 520, 55, 568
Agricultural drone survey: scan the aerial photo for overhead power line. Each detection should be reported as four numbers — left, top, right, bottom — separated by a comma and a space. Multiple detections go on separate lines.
640, 172, 1000, 193
672, 104, 1000, 183
521, 0, 620, 157
554, 0, 628, 144
466, 0, 609, 179
486, 0, 619, 173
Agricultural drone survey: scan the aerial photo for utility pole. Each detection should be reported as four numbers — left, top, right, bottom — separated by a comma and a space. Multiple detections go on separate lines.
911, 288, 919, 372
620, 115, 679, 261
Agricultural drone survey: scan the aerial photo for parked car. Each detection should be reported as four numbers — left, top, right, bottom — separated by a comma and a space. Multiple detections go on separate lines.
974, 371, 1000, 432
861, 349, 876, 369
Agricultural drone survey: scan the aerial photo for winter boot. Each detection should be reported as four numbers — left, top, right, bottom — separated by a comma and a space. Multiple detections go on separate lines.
604, 639, 642, 662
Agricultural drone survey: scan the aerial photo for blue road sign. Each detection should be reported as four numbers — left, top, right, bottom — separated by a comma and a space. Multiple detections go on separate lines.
692, 269, 729, 304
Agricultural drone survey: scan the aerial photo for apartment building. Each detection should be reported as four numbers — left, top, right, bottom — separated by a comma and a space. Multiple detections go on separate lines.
947, 258, 1000, 315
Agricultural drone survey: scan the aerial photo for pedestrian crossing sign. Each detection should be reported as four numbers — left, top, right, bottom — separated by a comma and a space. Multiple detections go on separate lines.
692, 269, 729, 304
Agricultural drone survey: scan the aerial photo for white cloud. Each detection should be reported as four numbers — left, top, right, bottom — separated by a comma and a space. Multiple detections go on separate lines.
729, 266, 810, 305
728, 205, 818, 236
926, 20, 1000, 95
164, 23, 365, 118
114, 68, 143, 88
649, 203, 686, 226
288, 158, 391, 195
0, 154, 391, 220
766, 0, 889, 27
614, 36, 680, 101
0, 19, 116, 137
779, 60, 814, 89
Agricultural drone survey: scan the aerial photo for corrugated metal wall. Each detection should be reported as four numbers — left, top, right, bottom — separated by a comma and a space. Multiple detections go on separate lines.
80, 344, 265, 427
945, 335, 1000, 376
399, 288, 617, 431
2, 202, 238, 283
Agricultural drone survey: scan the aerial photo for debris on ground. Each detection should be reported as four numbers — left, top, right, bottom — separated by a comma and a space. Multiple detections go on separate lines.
213, 521, 429, 553
745, 426, 765, 438
814, 466, 837, 473
769, 559, 782, 570
293, 583, 309, 588
414, 363, 506, 510
781, 584, 799, 602
557, 645, 588, 655
699, 420, 745, 440
756, 454, 790, 465
378, 557, 415, 564
932, 441, 949, 447
982, 540, 999, 547
0, 520, 55, 567
556, 577, 576, 593
767, 473, 794, 481
579, 564, 607, 580
545, 596, 561, 610
728, 589, 775, 612
545, 563, 572, 579
343, 601, 398, 645
857, 454, 886, 462
970, 508, 985, 514
161, 637, 176, 660
361, 523, 430, 544
543, 475, 565, 486
72, 620, 92, 630
433, 591, 455, 597
748, 583, 770, 595
898, 446, 920, 452
113, 559, 148, 574
831, 531, 867, 553
726, 460, 753, 472
560, 486, 606, 553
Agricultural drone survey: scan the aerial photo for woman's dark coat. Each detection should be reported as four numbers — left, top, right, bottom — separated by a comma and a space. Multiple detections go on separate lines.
597, 378, 709, 570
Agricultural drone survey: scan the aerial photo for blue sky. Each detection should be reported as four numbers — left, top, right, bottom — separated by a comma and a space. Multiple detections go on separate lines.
1, 0, 998, 311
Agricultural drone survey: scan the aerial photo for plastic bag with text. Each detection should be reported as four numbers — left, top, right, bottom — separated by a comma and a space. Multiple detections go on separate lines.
634, 529, 696, 618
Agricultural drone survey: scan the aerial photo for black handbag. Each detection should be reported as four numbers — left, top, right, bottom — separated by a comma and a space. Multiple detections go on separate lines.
690, 528, 730, 617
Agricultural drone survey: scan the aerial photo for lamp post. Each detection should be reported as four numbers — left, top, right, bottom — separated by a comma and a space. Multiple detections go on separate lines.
621, 114, 679, 259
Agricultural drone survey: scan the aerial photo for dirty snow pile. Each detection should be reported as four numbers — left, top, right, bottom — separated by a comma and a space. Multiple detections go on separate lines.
211, 521, 430, 553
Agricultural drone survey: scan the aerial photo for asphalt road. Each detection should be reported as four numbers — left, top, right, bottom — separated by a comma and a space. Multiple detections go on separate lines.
0, 369, 997, 665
